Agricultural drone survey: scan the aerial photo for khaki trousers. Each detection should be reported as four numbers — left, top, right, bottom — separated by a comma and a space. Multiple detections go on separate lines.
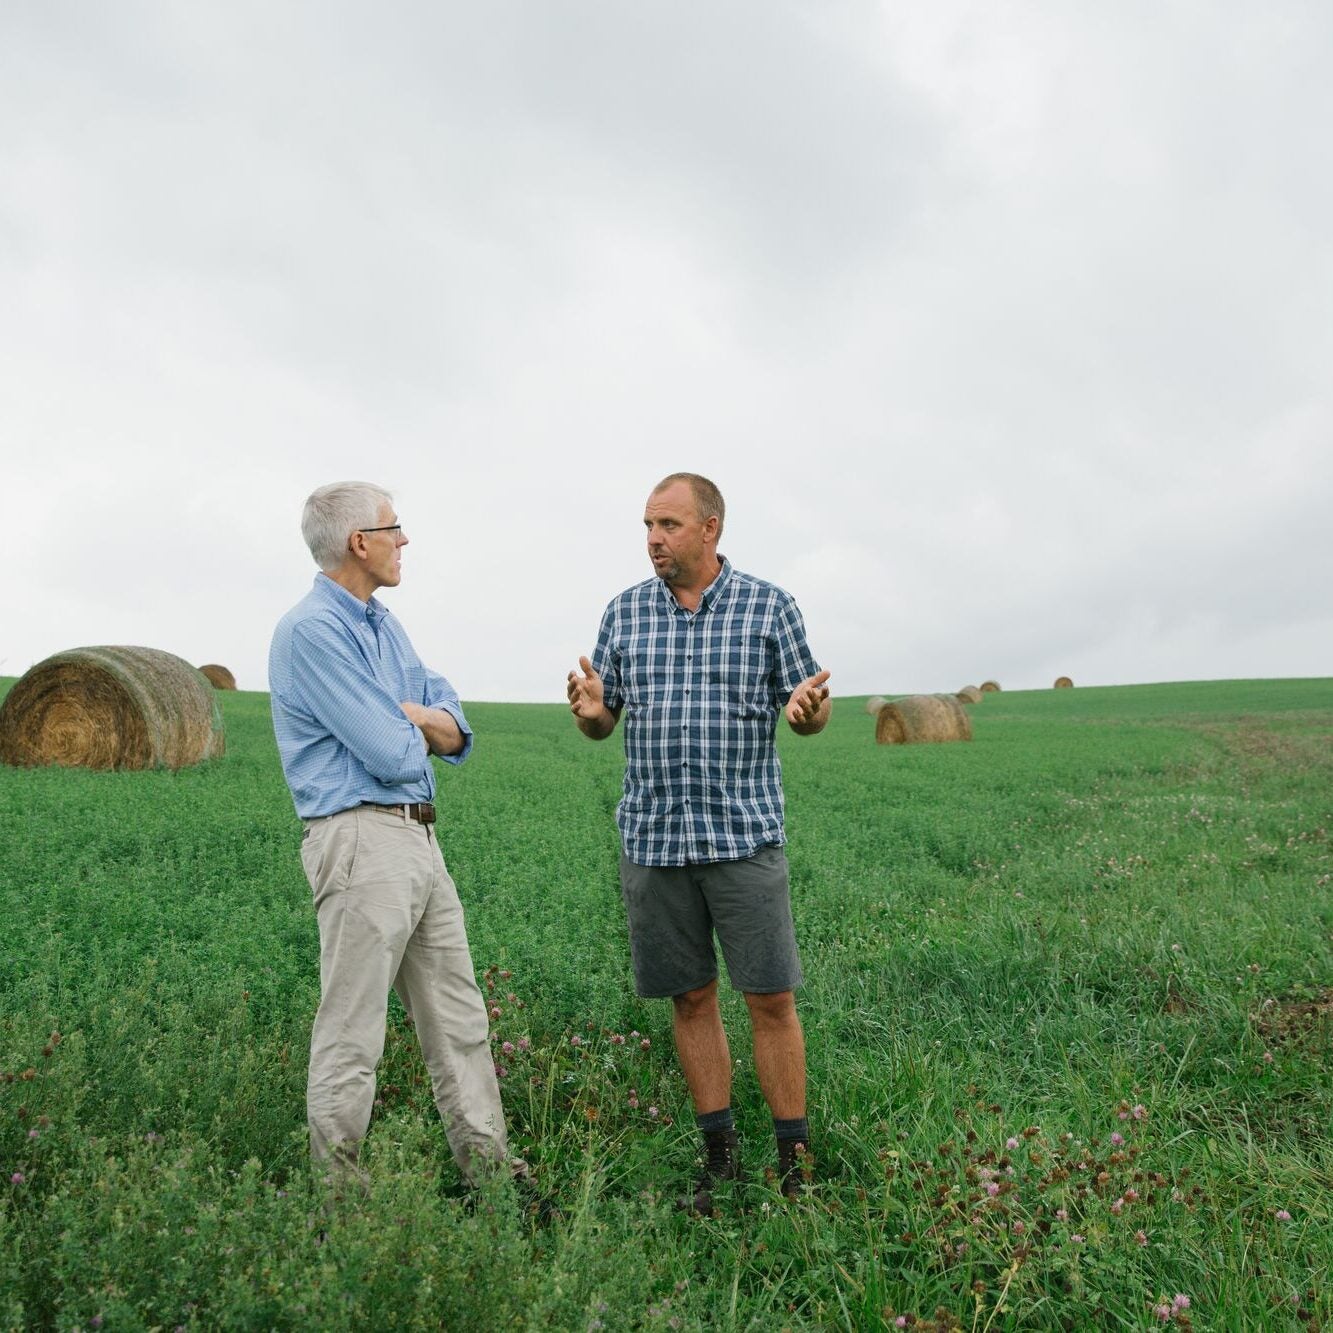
300, 805, 507, 1185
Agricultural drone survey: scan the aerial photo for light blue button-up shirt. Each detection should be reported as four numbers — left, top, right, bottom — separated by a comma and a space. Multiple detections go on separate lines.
269, 573, 472, 818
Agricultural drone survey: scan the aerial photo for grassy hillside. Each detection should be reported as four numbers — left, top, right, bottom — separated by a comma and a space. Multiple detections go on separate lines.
1, 678, 1330, 1329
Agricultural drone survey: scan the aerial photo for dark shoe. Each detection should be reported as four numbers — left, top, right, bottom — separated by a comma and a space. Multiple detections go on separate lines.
676, 1129, 741, 1215
514, 1172, 563, 1227
777, 1138, 812, 1200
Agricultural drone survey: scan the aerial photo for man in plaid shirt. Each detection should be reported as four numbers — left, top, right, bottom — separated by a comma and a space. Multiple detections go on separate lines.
567, 472, 831, 1212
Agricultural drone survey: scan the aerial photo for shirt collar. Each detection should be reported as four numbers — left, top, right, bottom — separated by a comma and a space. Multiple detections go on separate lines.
313, 572, 387, 627
656, 556, 732, 612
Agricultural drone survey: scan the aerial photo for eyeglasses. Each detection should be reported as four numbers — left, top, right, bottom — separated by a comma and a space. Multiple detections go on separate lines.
358, 525, 403, 538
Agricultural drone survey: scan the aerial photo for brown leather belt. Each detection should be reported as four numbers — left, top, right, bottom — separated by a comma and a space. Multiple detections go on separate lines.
361, 801, 436, 825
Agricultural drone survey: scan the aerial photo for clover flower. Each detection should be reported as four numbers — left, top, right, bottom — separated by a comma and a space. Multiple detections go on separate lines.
1275, 1209, 1292, 1222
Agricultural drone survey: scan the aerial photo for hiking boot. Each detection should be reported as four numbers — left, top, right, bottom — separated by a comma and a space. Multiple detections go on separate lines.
675, 1128, 741, 1215
777, 1138, 812, 1200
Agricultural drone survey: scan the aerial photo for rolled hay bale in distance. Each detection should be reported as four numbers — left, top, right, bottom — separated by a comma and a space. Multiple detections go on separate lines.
1053, 676, 1073, 689
864, 695, 888, 716
199, 663, 237, 690
0, 646, 225, 771
957, 685, 983, 704
876, 694, 973, 745
980, 680, 1001, 693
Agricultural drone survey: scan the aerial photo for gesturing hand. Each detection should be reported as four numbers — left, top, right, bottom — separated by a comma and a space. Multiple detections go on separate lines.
785, 669, 832, 728
566, 656, 606, 721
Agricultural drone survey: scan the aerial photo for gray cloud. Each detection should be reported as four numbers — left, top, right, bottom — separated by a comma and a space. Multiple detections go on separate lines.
5, 1, 1330, 697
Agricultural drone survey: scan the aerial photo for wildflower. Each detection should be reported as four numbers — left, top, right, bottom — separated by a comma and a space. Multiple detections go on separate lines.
27, 1129, 38, 1140
494, 1064, 508, 1079
895, 1319, 908, 1329
610, 1034, 625, 1045
1110, 1198, 1124, 1215
502, 1041, 515, 1057
9, 1173, 23, 1185
1171, 1295, 1191, 1313
1006, 1136, 1019, 1149
628, 1096, 640, 1110
985, 1182, 1000, 1197
489, 1006, 501, 1020
1262, 1050, 1274, 1064
517, 1037, 530, 1052
1153, 1304, 1172, 1322
1071, 1233, 1085, 1243
570, 1035, 583, 1047
1171, 943, 1181, 952
1012, 1220, 1025, 1234
1110, 1131, 1124, 1147
640, 1038, 651, 1051
1056, 1208, 1069, 1221
1135, 1230, 1148, 1246
1131, 1103, 1147, 1120
1275, 1209, 1292, 1221
648, 1106, 659, 1118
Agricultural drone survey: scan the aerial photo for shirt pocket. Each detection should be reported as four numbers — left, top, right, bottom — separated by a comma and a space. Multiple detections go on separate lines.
707, 632, 773, 713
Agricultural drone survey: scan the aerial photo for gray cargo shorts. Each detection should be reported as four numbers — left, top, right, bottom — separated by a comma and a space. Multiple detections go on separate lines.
618, 845, 803, 999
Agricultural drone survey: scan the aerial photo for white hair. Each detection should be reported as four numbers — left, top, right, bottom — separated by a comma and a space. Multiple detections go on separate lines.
301, 481, 393, 571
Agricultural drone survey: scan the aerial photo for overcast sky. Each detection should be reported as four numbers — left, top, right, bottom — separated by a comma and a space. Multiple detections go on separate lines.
5, 2, 1330, 701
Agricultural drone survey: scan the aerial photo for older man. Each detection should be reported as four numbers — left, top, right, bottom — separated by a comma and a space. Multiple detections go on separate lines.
567, 472, 830, 1212
270, 480, 510, 1189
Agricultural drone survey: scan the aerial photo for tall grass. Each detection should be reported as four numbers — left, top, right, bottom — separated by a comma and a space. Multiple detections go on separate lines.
1, 677, 1329, 1329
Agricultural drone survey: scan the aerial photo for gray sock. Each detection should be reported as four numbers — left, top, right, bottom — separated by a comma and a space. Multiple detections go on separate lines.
773, 1116, 809, 1143
696, 1108, 735, 1134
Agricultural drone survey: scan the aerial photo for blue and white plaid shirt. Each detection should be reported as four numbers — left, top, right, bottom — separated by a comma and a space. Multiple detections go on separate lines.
591, 558, 820, 867
269, 574, 472, 818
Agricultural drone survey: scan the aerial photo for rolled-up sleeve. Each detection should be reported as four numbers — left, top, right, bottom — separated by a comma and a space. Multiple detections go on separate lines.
423, 667, 474, 765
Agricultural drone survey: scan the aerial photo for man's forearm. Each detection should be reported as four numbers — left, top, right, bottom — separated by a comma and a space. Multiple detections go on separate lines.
576, 707, 618, 741
405, 704, 467, 756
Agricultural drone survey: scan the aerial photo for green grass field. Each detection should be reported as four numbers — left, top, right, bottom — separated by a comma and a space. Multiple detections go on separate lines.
1, 677, 1330, 1330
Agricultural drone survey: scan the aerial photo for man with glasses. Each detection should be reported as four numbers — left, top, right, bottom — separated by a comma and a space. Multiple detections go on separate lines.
269, 480, 514, 1193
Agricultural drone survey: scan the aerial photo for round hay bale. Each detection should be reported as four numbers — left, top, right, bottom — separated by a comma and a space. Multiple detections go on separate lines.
956, 685, 983, 704
979, 680, 1001, 693
0, 646, 226, 771
864, 695, 888, 716
876, 694, 972, 745
199, 663, 237, 690
1053, 676, 1073, 689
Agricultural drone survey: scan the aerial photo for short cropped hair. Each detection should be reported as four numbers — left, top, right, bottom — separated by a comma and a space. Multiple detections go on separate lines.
301, 481, 393, 571
653, 472, 725, 538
